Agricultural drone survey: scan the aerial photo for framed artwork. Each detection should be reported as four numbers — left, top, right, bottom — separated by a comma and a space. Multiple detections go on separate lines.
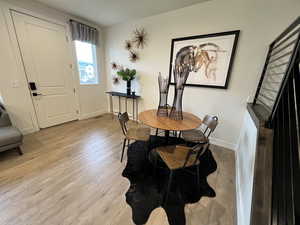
168, 30, 240, 89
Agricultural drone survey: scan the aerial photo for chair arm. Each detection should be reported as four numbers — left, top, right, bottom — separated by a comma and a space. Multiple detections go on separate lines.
0, 111, 12, 127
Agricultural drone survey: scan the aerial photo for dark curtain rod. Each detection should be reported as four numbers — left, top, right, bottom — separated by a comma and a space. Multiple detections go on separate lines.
69, 19, 97, 31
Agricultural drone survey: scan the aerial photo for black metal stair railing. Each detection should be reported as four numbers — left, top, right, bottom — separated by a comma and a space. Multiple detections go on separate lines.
254, 17, 300, 123
253, 17, 300, 225
270, 55, 300, 225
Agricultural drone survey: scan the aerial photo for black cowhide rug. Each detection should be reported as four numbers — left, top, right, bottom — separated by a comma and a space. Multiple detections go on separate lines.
122, 135, 217, 225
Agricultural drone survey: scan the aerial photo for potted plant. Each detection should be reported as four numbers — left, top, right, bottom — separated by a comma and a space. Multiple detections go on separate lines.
117, 67, 136, 95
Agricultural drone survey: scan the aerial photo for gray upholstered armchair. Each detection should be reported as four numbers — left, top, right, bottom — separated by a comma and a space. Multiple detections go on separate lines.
0, 104, 23, 155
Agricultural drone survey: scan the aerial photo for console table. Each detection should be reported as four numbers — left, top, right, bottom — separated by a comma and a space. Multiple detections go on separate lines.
106, 91, 141, 121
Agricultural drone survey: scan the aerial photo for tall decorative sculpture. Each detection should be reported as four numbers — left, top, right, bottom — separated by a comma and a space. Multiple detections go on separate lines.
157, 73, 169, 117
169, 46, 198, 120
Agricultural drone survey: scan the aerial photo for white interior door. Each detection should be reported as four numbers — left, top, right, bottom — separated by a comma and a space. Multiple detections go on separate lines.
12, 11, 78, 128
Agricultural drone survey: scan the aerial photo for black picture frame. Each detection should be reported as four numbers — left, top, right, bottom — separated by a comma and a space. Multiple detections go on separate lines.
168, 30, 240, 89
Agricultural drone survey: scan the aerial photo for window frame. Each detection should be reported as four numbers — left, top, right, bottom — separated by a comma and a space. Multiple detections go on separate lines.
74, 40, 100, 86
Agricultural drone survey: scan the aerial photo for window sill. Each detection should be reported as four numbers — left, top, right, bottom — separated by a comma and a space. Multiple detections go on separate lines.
79, 83, 100, 86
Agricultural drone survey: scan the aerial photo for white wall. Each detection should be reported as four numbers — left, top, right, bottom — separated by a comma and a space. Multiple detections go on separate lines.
104, 0, 300, 149
236, 111, 258, 225
0, 0, 107, 133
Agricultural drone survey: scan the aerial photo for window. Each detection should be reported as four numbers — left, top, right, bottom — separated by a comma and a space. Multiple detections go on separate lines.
74, 41, 99, 85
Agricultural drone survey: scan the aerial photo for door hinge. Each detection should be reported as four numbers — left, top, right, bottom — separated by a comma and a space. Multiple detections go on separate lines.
76, 110, 79, 114
69, 64, 73, 69
66, 36, 69, 42
73, 88, 76, 94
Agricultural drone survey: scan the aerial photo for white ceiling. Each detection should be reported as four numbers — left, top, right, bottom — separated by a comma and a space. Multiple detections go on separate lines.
34, 0, 209, 27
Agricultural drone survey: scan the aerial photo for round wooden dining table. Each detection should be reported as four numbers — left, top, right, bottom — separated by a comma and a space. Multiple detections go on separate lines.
139, 109, 202, 142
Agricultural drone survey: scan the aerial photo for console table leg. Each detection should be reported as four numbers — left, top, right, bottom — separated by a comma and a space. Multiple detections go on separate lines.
106, 92, 140, 120
109, 95, 113, 119
125, 98, 128, 114
136, 99, 138, 122
118, 96, 121, 114
132, 99, 135, 121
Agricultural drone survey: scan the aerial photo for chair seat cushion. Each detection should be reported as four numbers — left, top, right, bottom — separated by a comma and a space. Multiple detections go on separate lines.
0, 126, 22, 147
156, 145, 199, 170
126, 126, 150, 141
182, 129, 208, 143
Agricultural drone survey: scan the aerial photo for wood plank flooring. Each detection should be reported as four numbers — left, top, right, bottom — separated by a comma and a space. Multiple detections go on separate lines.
0, 114, 235, 225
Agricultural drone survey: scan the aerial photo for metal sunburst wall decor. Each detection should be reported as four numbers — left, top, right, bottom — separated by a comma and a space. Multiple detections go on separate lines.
111, 28, 148, 87
129, 51, 139, 62
133, 28, 147, 49
112, 76, 120, 84
122, 27, 148, 63
125, 40, 133, 51
111, 62, 119, 70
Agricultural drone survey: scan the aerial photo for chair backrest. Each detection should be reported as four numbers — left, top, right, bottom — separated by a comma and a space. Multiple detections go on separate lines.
118, 112, 129, 136
202, 115, 218, 138
0, 104, 12, 127
183, 142, 209, 167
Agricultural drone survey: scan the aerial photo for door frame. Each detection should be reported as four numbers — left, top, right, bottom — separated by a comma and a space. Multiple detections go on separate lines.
1, 2, 82, 131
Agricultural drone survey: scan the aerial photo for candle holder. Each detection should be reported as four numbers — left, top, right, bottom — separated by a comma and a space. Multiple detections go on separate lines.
157, 73, 169, 117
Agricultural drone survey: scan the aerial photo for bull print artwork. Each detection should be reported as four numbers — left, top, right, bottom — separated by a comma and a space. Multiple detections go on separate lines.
169, 30, 240, 89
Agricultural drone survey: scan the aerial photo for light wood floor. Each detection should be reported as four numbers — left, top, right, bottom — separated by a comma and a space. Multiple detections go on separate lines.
0, 114, 235, 225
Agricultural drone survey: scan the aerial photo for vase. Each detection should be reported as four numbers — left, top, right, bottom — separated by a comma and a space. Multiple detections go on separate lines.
157, 73, 169, 117
169, 87, 184, 120
127, 80, 131, 95
169, 69, 189, 120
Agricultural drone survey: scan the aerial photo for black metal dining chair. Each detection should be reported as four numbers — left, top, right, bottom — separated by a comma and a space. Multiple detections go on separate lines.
118, 112, 151, 162
182, 115, 218, 144
153, 142, 209, 204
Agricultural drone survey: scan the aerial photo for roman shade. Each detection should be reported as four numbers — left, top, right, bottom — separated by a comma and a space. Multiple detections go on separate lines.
69, 19, 98, 45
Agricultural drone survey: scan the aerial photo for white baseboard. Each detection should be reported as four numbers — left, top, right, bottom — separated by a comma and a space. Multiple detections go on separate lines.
79, 110, 108, 120
19, 110, 108, 134
111, 111, 135, 119
20, 127, 39, 135
210, 137, 237, 151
